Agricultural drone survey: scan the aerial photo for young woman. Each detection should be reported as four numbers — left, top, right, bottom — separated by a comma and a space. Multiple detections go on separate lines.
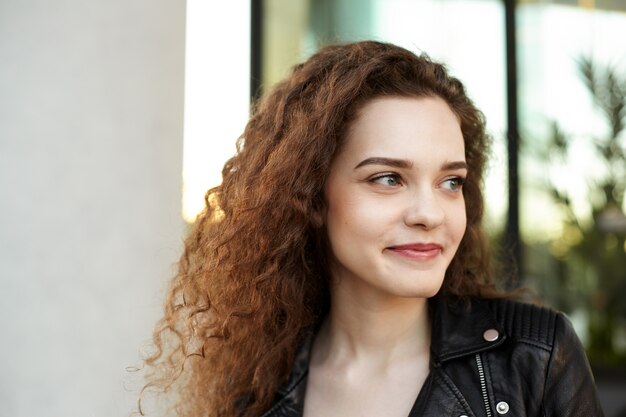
142, 41, 603, 417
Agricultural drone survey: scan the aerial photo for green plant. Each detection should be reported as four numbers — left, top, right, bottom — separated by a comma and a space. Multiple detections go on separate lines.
541, 57, 626, 364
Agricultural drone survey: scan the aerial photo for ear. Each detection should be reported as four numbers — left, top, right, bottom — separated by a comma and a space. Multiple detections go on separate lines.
311, 209, 324, 229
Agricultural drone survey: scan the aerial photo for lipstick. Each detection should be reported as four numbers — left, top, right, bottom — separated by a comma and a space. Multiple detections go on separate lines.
386, 242, 443, 261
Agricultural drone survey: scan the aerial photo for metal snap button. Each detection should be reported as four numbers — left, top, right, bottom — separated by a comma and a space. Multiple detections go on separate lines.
459, 415, 469, 417
496, 401, 509, 414
483, 328, 499, 342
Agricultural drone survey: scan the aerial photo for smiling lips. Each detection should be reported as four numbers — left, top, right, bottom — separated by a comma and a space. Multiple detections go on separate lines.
387, 243, 443, 260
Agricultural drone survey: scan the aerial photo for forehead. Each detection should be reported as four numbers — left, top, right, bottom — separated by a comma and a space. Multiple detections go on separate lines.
337, 96, 465, 165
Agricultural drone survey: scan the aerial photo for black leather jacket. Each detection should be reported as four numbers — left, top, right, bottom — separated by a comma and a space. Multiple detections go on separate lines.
261, 297, 604, 417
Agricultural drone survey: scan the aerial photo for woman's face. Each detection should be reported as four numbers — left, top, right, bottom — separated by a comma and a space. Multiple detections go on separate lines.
324, 96, 467, 301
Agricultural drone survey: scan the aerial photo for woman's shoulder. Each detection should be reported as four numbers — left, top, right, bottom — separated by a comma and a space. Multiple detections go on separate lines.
475, 299, 604, 415
430, 295, 580, 359
484, 297, 571, 350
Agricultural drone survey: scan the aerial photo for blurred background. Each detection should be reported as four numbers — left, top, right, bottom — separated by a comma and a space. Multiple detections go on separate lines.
1, 0, 624, 416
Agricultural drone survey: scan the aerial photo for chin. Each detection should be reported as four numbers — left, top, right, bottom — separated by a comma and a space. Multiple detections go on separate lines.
394, 280, 445, 299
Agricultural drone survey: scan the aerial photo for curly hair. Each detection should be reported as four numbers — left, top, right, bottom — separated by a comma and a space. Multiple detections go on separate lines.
141, 41, 498, 417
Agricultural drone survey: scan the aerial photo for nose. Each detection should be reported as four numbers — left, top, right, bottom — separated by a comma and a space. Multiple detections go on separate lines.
403, 186, 445, 229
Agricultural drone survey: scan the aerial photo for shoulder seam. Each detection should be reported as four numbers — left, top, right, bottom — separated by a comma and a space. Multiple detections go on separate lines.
491, 299, 558, 348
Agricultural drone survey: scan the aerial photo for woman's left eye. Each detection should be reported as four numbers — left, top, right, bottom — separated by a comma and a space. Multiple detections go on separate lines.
441, 177, 466, 192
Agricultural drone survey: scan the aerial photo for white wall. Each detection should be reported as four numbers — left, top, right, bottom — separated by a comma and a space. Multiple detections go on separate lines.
0, 1, 186, 416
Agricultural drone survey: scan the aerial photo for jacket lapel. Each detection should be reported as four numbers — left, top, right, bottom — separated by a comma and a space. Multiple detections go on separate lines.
429, 296, 506, 363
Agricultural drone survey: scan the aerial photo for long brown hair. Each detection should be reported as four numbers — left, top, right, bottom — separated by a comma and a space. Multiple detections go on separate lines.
141, 41, 497, 417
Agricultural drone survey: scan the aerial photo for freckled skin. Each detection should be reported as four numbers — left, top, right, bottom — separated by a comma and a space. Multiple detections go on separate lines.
324, 95, 467, 303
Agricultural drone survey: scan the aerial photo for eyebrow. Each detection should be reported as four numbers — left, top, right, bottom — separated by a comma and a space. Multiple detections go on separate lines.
354, 157, 468, 171
441, 161, 468, 171
354, 157, 413, 170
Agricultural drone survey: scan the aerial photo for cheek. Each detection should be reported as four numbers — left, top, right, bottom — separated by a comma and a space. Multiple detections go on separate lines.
450, 202, 468, 243
326, 197, 373, 241
325, 193, 396, 249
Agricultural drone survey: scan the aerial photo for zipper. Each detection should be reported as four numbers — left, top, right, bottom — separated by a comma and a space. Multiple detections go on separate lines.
475, 353, 492, 417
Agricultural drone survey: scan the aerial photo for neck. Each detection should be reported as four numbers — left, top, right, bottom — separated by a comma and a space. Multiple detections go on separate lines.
312, 280, 431, 368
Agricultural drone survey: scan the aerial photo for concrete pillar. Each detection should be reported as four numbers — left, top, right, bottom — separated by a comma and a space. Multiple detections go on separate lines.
0, 1, 186, 416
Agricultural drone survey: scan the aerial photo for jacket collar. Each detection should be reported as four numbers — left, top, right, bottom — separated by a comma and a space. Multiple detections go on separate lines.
429, 296, 506, 363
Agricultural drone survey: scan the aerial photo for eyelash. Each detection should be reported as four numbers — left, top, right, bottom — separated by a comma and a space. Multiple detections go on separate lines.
368, 173, 466, 192
442, 176, 466, 192
369, 173, 403, 187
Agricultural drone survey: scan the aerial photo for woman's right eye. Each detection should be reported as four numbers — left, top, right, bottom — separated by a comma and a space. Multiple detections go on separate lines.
369, 173, 402, 187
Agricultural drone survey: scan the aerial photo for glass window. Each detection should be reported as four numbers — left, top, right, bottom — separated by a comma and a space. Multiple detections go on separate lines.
182, 1, 251, 222
517, 1, 626, 366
